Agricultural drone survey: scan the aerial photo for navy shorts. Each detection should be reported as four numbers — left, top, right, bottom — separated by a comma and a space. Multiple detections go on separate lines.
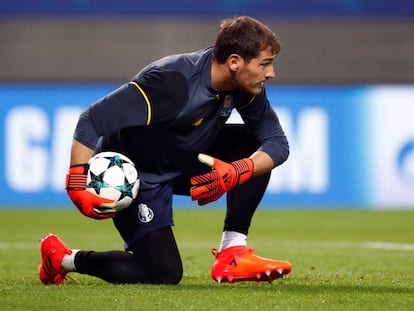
97, 124, 261, 249
112, 182, 174, 250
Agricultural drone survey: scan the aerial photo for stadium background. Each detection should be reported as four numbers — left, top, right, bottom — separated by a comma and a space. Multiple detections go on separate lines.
1, 0, 413, 208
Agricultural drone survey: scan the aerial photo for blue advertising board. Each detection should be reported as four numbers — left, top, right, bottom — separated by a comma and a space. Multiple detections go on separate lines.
1, 84, 414, 208
1, 0, 413, 18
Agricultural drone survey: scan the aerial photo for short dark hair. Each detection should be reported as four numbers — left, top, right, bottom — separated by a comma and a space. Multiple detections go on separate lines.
213, 16, 281, 64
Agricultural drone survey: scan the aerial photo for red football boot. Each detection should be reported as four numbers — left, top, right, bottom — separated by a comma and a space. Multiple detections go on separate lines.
211, 246, 292, 283
38, 234, 73, 285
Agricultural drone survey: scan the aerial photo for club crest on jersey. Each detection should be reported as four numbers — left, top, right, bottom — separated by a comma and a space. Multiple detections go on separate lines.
219, 94, 233, 117
137, 203, 154, 223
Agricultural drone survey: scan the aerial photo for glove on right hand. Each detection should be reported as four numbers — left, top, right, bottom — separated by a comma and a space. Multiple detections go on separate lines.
65, 164, 116, 220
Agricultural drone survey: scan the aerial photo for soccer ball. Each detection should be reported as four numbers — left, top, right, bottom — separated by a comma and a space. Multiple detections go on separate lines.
86, 151, 139, 212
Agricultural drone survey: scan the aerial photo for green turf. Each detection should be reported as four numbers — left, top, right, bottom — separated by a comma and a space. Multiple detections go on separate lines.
0, 208, 413, 311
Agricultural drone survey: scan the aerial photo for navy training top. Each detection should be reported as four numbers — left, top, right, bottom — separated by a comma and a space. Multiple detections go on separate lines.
74, 48, 289, 185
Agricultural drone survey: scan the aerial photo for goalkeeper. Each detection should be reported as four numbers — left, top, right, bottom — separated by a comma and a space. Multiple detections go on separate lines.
39, 15, 291, 285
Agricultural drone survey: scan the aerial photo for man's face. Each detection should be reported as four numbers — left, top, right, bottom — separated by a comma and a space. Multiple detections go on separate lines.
233, 47, 276, 95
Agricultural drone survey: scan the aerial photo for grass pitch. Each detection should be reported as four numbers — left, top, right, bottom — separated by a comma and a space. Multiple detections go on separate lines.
0, 208, 413, 311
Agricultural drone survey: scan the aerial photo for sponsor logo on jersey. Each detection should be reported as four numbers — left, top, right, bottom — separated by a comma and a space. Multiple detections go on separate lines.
192, 118, 204, 126
137, 203, 154, 223
219, 94, 233, 117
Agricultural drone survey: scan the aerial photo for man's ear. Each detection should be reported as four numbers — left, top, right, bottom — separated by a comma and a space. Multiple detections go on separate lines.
227, 54, 243, 72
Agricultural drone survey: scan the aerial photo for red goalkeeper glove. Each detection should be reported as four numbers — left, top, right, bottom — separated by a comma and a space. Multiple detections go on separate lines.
65, 164, 116, 220
190, 154, 254, 206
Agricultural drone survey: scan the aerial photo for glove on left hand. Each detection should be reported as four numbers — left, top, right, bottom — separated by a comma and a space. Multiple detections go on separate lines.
190, 153, 254, 206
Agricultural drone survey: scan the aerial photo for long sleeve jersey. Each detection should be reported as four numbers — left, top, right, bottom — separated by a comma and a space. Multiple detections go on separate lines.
73, 48, 289, 184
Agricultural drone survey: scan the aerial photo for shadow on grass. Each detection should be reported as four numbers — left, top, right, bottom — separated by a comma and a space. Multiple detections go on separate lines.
45, 276, 414, 297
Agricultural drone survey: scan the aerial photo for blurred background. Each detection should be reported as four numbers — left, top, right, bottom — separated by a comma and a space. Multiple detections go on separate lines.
1, 0, 414, 209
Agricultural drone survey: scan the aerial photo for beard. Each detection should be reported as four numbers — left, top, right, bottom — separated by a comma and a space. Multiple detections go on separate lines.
232, 73, 264, 95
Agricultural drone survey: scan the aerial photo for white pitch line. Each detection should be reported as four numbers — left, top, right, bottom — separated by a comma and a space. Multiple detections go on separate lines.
273, 241, 414, 252
1, 241, 414, 252
364, 241, 414, 251
178, 241, 414, 252
0, 242, 38, 250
